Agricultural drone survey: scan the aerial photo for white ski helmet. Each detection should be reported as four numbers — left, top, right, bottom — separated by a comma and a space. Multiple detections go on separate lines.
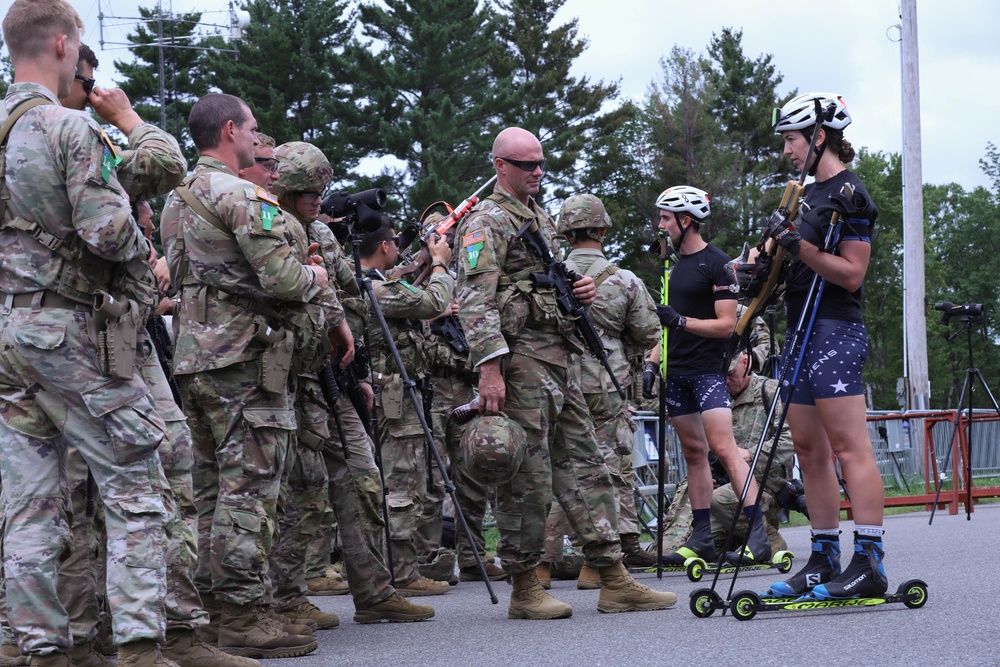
655, 185, 711, 221
773, 92, 851, 133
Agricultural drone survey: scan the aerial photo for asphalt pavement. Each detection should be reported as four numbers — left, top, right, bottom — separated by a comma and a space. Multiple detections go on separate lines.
267, 504, 998, 667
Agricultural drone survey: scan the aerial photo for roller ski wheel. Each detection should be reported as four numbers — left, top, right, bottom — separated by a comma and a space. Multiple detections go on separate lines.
689, 587, 722, 618
685, 557, 706, 582
774, 550, 794, 574
731, 578, 928, 618
700, 551, 795, 579
729, 590, 760, 621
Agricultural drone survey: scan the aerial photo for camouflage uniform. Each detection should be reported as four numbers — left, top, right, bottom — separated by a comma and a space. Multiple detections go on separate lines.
564, 247, 659, 536
160, 154, 336, 605
0, 83, 168, 655
367, 267, 453, 585
455, 186, 621, 574
418, 278, 491, 576
710, 373, 794, 550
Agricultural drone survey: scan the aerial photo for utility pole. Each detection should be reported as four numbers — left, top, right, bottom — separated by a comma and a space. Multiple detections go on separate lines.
900, 0, 929, 411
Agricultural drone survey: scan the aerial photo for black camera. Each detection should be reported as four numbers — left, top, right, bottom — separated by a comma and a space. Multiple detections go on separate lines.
934, 301, 984, 325
775, 478, 809, 519
320, 188, 387, 234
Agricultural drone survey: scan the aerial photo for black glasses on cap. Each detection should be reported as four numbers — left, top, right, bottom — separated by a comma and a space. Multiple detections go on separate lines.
75, 74, 95, 96
499, 156, 546, 172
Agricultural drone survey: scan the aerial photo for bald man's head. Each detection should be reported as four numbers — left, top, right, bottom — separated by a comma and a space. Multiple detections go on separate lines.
492, 127, 545, 204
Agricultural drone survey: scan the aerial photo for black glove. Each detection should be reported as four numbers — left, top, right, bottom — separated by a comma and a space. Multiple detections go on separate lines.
642, 361, 658, 400
656, 304, 687, 330
765, 209, 801, 259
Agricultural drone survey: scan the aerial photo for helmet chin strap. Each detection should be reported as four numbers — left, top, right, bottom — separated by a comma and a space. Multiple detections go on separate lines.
676, 216, 693, 251
808, 139, 828, 177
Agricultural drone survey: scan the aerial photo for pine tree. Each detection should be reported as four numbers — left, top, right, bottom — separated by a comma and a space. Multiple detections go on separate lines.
337, 0, 508, 214
204, 0, 359, 178
491, 0, 626, 205
0, 36, 12, 98
114, 6, 219, 163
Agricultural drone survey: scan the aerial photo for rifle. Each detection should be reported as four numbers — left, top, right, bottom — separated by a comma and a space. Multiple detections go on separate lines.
728, 99, 836, 354
334, 345, 374, 437
318, 357, 352, 461
396, 175, 498, 269
430, 313, 469, 354
514, 218, 627, 401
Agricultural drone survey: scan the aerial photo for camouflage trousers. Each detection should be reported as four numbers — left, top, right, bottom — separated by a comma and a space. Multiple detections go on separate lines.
377, 379, 429, 585
419, 372, 491, 570
0, 306, 168, 654
661, 478, 693, 553
304, 394, 386, 580
180, 360, 293, 605
496, 350, 621, 575
711, 485, 783, 552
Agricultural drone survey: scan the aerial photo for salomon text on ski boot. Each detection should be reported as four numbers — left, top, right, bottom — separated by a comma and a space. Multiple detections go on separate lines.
767, 532, 840, 598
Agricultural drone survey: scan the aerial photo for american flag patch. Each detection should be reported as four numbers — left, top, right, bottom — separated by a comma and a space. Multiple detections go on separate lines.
463, 230, 485, 248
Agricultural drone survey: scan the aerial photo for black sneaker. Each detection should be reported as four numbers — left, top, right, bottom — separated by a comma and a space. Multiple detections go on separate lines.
724, 512, 773, 565
768, 533, 840, 597
662, 526, 717, 565
810, 533, 887, 599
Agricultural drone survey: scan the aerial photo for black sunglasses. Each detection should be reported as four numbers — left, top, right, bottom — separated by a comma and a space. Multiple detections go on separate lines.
499, 156, 546, 172
75, 74, 95, 96
254, 157, 279, 173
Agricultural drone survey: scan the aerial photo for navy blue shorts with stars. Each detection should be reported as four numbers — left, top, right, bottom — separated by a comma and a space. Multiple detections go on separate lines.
780, 319, 868, 406
665, 373, 732, 417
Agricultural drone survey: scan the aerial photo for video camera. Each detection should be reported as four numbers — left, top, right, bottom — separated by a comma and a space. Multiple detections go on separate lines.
933, 301, 984, 325
775, 478, 809, 519
321, 188, 387, 235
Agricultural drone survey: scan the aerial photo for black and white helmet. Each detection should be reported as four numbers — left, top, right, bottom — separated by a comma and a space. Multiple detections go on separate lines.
773, 92, 851, 133
655, 185, 711, 221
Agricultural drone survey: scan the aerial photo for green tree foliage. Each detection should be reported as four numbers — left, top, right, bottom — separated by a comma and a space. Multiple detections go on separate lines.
339, 0, 508, 215
115, 6, 218, 164
0, 36, 12, 98
205, 0, 360, 179
702, 28, 793, 250
491, 0, 627, 204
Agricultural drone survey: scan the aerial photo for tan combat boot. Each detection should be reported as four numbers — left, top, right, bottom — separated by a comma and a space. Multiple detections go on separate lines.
576, 564, 601, 590
262, 607, 316, 635
596, 561, 677, 613
218, 603, 317, 659
535, 563, 551, 590
396, 575, 451, 597
459, 561, 507, 582
277, 601, 340, 630
162, 629, 260, 667
306, 573, 350, 596
0, 644, 26, 667
508, 570, 572, 620
353, 592, 435, 624
25, 654, 69, 667
68, 642, 114, 667
116, 640, 180, 667
621, 533, 660, 569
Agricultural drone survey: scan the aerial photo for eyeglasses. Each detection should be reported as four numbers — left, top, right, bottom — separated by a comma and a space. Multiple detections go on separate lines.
75, 74, 95, 96
386, 236, 401, 247
297, 191, 323, 203
499, 156, 546, 172
254, 157, 279, 173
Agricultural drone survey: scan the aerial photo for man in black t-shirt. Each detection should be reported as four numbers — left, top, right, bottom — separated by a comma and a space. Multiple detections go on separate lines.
651, 185, 773, 566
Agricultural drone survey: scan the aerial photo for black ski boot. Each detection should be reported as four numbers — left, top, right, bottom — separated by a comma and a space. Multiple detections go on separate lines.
724, 510, 773, 565
662, 522, 716, 565
768, 533, 841, 597
810, 532, 887, 600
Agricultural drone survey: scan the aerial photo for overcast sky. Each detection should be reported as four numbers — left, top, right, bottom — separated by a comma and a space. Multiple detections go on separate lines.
7, 0, 997, 191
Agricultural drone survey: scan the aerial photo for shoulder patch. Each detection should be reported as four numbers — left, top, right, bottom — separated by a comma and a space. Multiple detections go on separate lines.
98, 128, 119, 161
462, 230, 485, 248
254, 186, 280, 207
398, 280, 420, 294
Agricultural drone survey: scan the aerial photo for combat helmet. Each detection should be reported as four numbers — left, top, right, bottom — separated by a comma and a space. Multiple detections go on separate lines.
460, 413, 527, 486
273, 141, 334, 199
557, 193, 613, 240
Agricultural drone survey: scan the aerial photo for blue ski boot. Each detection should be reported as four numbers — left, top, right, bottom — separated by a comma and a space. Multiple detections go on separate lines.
767, 533, 840, 597
810, 532, 887, 600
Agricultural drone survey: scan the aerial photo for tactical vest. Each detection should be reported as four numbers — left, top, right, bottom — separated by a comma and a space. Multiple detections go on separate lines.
0, 98, 153, 307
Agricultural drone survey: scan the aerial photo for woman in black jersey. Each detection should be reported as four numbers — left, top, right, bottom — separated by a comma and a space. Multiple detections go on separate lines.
765, 93, 887, 600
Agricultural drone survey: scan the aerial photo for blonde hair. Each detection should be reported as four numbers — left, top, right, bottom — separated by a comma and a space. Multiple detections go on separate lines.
2, 0, 83, 61
255, 132, 276, 149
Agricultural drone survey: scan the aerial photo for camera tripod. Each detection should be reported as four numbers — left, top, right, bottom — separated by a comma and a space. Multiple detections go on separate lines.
929, 313, 1000, 523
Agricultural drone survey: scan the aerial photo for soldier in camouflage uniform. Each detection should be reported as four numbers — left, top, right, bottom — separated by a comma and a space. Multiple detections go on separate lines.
268, 141, 434, 625
161, 93, 349, 659
359, 219, 455, 597
454, 127, 676, 619
712, 349, 794, 552
0, 3, 173, 665
542, 194, 663, 588
414, 214, 502, 585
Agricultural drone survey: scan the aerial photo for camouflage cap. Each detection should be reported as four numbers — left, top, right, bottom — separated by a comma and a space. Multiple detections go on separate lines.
460, 413, 527, 486
273, 141, 334, 198
557, 193, 613, 235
